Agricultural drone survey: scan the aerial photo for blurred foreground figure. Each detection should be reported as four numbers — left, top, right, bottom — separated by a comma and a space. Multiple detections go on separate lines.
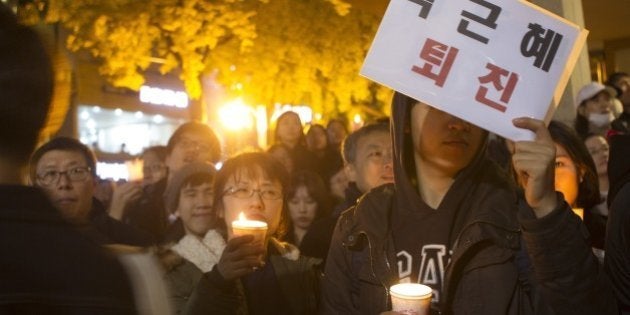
0, 5, 136, 313
604, 134, 630, 314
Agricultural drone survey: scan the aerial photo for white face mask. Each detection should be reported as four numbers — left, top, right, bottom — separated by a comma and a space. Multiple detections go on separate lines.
588, 112, 614, 127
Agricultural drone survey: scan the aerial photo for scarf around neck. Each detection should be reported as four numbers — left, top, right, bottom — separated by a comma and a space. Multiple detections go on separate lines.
171, 229, 226, 272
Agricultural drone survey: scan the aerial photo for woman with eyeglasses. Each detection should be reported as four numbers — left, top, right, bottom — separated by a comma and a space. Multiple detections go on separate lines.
185, 151, 321, 315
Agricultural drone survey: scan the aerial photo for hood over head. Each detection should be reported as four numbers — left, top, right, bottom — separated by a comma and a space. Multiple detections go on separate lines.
390, 92, 518, 241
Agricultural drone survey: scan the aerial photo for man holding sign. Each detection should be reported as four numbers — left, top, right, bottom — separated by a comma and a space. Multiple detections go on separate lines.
320, 0, 616, 314
322, 92, 617, 314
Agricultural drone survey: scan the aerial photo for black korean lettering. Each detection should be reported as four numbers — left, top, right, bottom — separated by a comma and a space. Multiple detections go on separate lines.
520, 23, 563, 72
407, 0, 435, 19
457, 0, 502, 44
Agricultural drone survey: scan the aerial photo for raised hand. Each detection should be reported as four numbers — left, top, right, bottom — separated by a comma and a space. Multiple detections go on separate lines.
511, 117, 558, 218
108, 181, 142, 220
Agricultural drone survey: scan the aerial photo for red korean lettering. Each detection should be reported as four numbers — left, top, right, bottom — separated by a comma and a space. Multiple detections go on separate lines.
411, 38, 459, 87
475, 63, 519, 112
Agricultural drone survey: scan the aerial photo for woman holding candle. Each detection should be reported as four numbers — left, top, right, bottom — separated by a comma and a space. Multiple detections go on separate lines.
185, 152, 321, 315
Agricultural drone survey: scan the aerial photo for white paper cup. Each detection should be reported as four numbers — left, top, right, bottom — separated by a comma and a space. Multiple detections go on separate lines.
231, 221, 267, 245
390, 283, 432, 315
231, 220, 268, 261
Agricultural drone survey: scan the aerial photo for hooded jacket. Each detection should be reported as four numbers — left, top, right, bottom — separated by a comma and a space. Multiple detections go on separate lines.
320, 92, 616, 315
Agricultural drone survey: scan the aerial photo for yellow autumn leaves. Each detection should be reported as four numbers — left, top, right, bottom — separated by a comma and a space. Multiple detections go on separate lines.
21, 0, 391, 120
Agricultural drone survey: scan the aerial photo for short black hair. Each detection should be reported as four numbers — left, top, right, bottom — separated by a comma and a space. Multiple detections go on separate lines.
166, 121, 221, 163
342, 121, 390, 164
0, 4, 53, 164
30, 137, 97, 183
606, 72, 629, 93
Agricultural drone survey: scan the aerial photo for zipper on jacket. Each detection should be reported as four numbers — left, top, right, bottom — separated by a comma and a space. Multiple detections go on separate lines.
443, 219, 521, 307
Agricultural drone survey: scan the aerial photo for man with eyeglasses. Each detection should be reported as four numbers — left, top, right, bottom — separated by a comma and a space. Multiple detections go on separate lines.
0, 5, 137, 313
115, 121, 222, 243
30, 137, 152, 246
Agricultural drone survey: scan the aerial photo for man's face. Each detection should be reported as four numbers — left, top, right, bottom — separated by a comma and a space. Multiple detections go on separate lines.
166, 132, 217, 175
35, 150, 95, 224
411, 103, 484, 177
176, 181, 215, 238
346, 131, 394, 193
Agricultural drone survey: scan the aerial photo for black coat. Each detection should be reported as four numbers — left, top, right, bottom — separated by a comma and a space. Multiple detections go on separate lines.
604, 134, 630, 313
321, 184, 617, 315
0, 186, 136, 314
89, 198, 153, 246
123, 178, 168, 241
184, 242, 321, 315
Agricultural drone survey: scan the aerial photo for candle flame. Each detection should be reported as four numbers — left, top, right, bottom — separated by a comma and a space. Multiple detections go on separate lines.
239, 212, 246, 221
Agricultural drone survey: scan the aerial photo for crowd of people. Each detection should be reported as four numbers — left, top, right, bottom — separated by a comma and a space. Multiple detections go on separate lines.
1, 4, 630, 315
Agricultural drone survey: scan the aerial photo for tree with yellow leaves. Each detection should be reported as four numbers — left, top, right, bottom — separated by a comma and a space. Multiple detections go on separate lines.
16, 0, 391, 120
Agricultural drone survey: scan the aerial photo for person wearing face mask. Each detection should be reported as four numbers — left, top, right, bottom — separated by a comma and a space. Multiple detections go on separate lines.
574, 82, 618, 139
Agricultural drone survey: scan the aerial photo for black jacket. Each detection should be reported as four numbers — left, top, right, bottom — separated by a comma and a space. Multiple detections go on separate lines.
604, 134, 630, 313
184, 242, 321, 315
300, 183, 363, 261
123, 178, 168, 241
0, 186, 136, 314
321, 184, 616, 315
89, 198, 153, 246
321, 92, 616, 315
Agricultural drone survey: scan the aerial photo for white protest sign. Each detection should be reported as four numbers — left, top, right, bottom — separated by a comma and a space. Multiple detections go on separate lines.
361, 0, 588, 141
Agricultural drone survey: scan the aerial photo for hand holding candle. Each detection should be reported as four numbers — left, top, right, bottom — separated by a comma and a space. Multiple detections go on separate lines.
230, 212, 268, 264
389, 283, 432, 315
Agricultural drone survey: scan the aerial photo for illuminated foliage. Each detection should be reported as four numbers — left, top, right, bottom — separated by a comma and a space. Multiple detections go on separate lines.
19, 0, 391, 119
210, 0, 391, 118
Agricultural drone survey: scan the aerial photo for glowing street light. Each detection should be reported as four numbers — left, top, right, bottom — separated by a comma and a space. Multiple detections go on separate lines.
218, 98, 255, 131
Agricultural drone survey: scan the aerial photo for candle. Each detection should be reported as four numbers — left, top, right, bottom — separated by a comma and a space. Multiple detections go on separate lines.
231, 212, 268, 264
231, 212, 268, 244
389, 283, 432, 315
